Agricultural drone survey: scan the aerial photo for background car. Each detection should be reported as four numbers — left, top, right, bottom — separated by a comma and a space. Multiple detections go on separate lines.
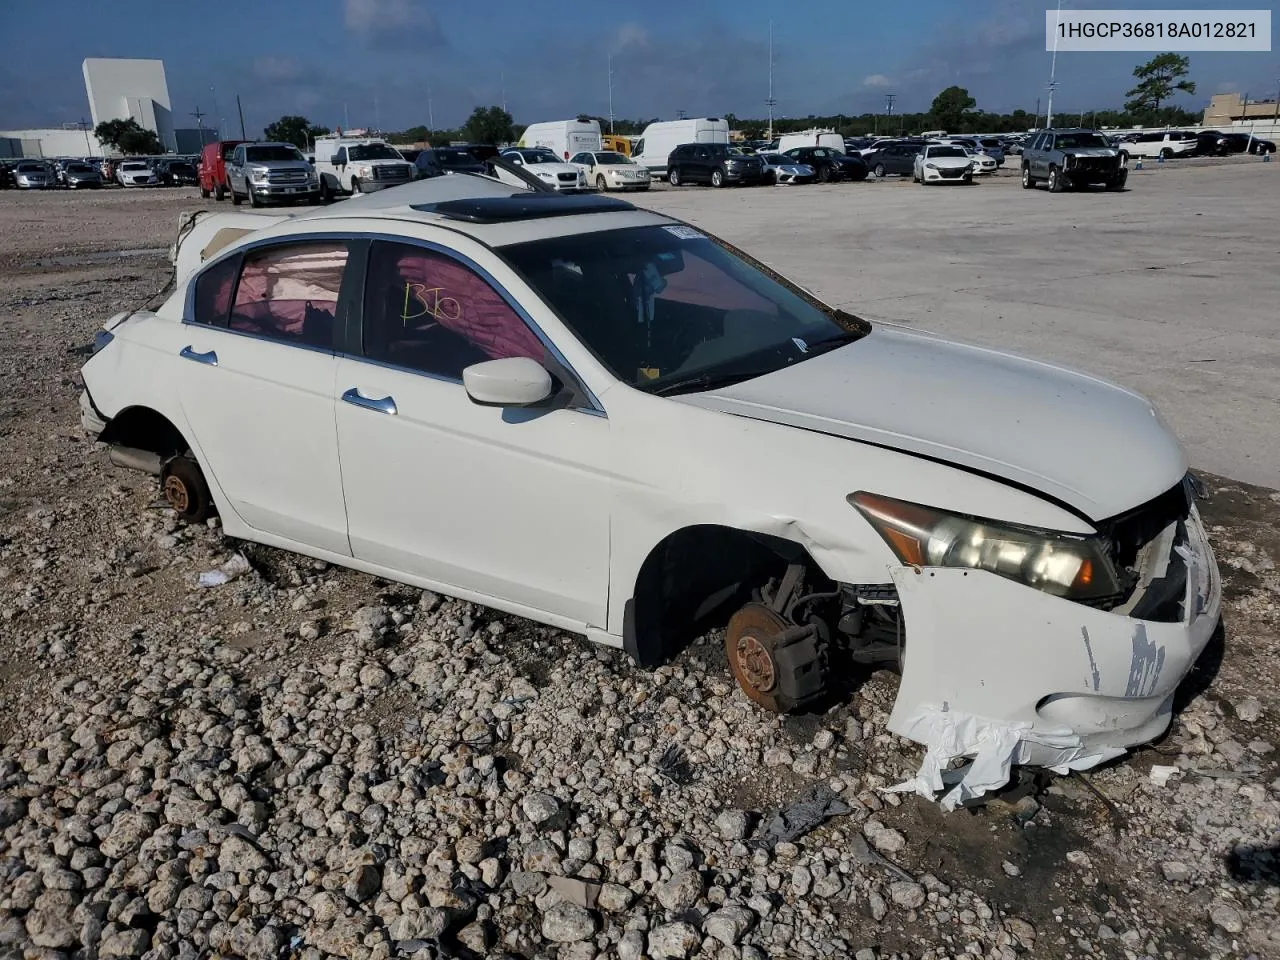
569, 150, 651, 191
117, 160, 159, 187
227, 142, 319, 207
1220, 132, 1276, 155
863, 141, 923, 178
962, 148, 998, 175
1120, 131, 1197, 160
499, 148, 587, 192
781, 146, 846, 183
1021, 129, 1126, 192
415, 147, 487, 179
757, 153, 815, 185
912, 145, 973, 184
666, 143, 764, 187
13, 160, 53, 189
62, 162, 103, 189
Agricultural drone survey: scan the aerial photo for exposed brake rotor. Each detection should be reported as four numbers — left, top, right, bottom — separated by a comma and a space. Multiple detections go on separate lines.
163, 475, 190, 513
725, 602, 792, 712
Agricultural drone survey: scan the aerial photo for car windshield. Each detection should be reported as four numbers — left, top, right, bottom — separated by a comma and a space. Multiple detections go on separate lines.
727, 147, 749, 156
595, 152, 630, 164
1055, 133, 1109, 149
927, 147, 966, 158
501, 225, 870, 393
514, 150, 559, 164
246, 146, 303, 162
121, 162, 148, 171
16, 163, 43, 172
348, 144, 402, 161
67, 164, 93, 173
760, 154, 786, 164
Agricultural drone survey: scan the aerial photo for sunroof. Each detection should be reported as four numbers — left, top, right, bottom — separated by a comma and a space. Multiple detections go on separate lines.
412, 193, 637, 223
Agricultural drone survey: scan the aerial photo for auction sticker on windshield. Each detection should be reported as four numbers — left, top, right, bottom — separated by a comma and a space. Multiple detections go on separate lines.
1047, 9, 1270, 50
663, 225, 704, 240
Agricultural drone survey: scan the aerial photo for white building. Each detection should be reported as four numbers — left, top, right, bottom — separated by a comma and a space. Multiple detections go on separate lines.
0, 127, 104, 159
83, 57, 176, 152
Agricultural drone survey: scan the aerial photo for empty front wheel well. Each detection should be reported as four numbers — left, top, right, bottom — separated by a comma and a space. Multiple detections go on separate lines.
97, 406, 190, 457
623, 524, 827, 667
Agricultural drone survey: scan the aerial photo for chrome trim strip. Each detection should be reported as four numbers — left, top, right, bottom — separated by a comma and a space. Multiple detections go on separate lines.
184, 230, 608, 417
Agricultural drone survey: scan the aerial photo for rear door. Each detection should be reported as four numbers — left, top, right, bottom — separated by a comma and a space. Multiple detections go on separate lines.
176, 239, 356, 555
333, 238, 611, 627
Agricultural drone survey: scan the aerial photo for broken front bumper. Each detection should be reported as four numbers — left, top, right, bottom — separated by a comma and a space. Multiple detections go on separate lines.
886, 505, 1219, 775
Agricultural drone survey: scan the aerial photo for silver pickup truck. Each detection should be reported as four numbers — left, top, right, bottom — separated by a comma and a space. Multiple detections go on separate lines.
226, 142, 320, 207
1020, 128, 1127, 193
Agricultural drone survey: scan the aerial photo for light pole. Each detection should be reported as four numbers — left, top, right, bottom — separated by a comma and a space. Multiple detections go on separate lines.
1046, 0, 1064, 128
765, 20, 776, 140
608, 55, 615, 134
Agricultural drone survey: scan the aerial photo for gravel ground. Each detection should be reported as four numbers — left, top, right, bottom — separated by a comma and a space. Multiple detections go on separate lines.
1, 186, 1279, 960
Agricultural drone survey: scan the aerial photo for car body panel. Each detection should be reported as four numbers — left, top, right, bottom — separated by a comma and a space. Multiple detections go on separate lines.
674, 325, 1186, 520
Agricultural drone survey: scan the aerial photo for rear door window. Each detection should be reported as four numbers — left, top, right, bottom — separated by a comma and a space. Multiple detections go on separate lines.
192, 256, 239, 327
229, 242, 350, 348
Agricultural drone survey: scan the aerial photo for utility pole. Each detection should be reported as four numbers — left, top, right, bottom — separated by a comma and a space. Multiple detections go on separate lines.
78, 118, 93, 154
765, 20, 776, 140
677, 109, 687, 120
427, 83, 435, 132
501, 71, 507, 113
885, 93, 897, 138
236, 94, 246, 140
1034, 98, 1041, 128
1046, 0, 1063, 128
608, 55, 614, 134
210, 84, 221, 138
1273, 79, 1279, 123
374, 95, 380, 134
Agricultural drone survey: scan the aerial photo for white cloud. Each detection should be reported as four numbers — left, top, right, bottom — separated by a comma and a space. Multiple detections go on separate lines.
862, 74, 893, 88
614, 22, 650, 51
344, 0, 443, 47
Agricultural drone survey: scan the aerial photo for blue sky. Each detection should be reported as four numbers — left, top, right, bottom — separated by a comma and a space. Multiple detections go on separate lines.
1, 0, 1275, 135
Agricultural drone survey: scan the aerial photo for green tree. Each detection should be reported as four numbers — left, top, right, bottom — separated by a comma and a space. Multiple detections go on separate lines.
1125, 53, 1196, 113
263, 115, 331, 149
928, 86, 976, 133
94, 118, 163, 155
462, 106, 515, 145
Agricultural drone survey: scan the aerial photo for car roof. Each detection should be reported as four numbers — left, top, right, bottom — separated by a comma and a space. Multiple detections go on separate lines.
282, 175, 674, 247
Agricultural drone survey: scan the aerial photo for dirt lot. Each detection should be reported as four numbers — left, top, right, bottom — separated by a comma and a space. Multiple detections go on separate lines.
1, 175, 1278, 960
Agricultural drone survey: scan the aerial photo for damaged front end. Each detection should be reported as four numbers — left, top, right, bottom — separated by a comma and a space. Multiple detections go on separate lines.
725, 476, 1220, 808
879, 479, 1220, 807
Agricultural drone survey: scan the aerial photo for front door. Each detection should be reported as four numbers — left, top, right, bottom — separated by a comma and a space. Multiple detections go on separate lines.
334, 239, 611, 628
176, 240, 354, 555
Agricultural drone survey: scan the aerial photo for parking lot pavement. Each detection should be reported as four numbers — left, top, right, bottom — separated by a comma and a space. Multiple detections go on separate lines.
633, 158, 1280, 489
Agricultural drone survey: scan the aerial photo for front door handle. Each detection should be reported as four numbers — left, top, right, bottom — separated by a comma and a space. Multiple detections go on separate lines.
180, 345, 218, 366
342, 387, 397, 415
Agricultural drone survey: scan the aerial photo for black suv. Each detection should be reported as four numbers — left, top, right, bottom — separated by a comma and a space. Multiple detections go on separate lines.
415, 147, 487, 179
667, 143, 764, 187
862, 141, 924, 178
782, 146, 868, 182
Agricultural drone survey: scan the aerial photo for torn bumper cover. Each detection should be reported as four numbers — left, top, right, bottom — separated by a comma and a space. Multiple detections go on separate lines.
886, 505, 1219, 808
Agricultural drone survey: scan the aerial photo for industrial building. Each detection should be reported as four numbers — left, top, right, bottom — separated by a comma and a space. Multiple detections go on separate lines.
1, 57, 215, 158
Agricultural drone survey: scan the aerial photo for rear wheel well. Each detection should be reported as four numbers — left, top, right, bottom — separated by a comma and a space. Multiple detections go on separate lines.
98, 406, 190, 458
623, 524, 827, 667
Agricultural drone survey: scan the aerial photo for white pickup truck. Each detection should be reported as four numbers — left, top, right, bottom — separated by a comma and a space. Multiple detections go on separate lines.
312, 137, 415, 199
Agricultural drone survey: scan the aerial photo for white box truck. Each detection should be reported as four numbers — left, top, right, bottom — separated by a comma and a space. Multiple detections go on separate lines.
518, 119, 602, 161
631, 118, 730, 181
777, 129, 846, 154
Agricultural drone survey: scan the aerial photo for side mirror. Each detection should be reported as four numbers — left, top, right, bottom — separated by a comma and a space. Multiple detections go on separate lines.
330, 155, 342, 166
462, 357, 554, 407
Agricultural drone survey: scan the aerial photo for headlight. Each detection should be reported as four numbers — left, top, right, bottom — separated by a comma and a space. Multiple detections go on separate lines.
536, 171, 554, 179
925, 163, 938, 169
357, 165, 373, 177
849, 492, 1122, 601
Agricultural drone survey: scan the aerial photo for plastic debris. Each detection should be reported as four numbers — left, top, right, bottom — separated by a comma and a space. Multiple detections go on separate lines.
1148, 764, 1181, 787
888, 706, 1126, 810
547, 875, 602, 908
753, 782, 852, 849
197, 552, 252, 588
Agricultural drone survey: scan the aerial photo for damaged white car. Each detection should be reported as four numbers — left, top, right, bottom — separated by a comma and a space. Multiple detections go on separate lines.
78, 172, 1219, 802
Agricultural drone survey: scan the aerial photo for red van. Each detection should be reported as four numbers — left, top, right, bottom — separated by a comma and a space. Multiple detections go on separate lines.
199, 140, 246, 200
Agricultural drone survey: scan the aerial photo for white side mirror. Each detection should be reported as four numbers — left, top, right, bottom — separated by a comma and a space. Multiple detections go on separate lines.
462, 357, 554, 407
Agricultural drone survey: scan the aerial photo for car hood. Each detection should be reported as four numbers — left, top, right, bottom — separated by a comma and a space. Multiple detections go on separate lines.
528, 163, 581, 175
924, 157, 971, 167
1064, 148, 1120, 158
673, 325, 1186, 521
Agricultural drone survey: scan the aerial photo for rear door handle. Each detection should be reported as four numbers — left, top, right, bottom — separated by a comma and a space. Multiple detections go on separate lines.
180, 345, 218, 366
342, 387, 397, 415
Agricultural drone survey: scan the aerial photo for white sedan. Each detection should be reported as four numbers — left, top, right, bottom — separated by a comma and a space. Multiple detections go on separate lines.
568, 150, 651, 191
964, 148, 998, 175
912, 145, 974, 184
499, 148, 587, 193
78, 174, 1219, 803
116, 160, 160, 187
